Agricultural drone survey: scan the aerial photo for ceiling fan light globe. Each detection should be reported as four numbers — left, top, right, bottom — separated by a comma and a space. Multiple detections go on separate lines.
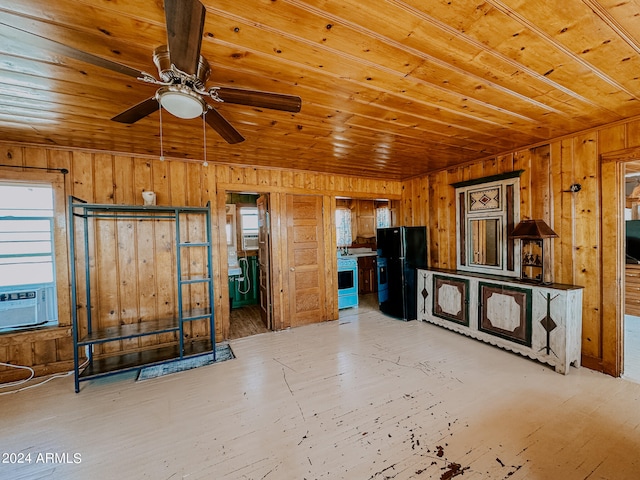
156, 86, 205, 119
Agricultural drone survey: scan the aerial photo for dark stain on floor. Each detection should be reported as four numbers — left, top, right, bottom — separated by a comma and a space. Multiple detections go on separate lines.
440, 462, 469, 479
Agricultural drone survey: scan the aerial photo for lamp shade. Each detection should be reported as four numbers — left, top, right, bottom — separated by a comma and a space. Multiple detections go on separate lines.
156, 86, 206, 119
509, 219, 558, 239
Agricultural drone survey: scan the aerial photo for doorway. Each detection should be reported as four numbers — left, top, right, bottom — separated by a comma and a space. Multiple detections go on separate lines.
624, 161, 640, 382
335, 197, 397, 314
225, 192, 271, 340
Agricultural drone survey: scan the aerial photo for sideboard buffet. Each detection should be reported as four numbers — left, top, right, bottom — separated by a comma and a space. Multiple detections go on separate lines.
416, 268, 583, 374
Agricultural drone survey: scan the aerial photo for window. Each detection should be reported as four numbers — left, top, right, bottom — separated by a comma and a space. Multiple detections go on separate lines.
0, 183, 58, 330
376, 206, 391, 229
336, 207, 352, 247
239, 207, 258, 235
239, 206, 258, 250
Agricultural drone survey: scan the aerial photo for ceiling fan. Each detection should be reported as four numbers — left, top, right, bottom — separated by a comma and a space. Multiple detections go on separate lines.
0, 0, 301, 144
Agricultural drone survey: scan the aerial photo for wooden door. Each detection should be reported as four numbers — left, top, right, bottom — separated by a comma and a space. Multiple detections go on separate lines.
286, 194, 326, 327
257, 195, 271, 329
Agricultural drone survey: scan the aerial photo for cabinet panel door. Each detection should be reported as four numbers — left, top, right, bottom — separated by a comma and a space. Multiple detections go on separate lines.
358, 200, 374, 215
357, 217, 376, 238
478, 282, 532, 347
357, 256, 376, 294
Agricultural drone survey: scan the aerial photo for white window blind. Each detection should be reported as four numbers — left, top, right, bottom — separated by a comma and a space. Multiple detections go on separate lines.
0, 184, 55, 288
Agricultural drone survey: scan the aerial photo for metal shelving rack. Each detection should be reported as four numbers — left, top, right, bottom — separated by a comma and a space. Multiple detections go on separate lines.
68, 196, 215, 392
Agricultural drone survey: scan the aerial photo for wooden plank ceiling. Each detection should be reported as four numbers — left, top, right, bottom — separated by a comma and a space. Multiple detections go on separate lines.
0, 0, 639, 180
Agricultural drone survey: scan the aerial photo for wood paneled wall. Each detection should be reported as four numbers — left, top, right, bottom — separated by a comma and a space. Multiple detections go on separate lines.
0, 146, 401, 383
401, 118, 640, 376
625, 264, 640, 317
3, 116, 640, 382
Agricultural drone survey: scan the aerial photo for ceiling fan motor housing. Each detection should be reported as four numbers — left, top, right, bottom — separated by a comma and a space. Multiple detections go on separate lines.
152, 45, 210, 89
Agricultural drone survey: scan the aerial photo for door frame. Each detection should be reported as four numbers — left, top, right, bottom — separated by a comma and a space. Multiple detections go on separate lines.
257, 194, 272, 330
218, 188, 280, 338
600, 146, 640, 377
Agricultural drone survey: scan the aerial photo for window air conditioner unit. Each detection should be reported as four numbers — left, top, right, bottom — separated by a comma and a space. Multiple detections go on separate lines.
0, 287, 54, 330
242, 233, 259, 251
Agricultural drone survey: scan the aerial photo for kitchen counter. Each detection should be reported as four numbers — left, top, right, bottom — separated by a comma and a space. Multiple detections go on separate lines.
338, 248, 377, 258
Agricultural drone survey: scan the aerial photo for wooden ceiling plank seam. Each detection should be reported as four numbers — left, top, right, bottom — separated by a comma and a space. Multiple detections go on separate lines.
582, 0, 640, 55
285, 0, 571, 119
198, 4, 588, 137
388, 0, 624, 114
0, 11, 160, 74
204, 3, 556, 127
342, 113, 534, 150
0, 88, 510, 158
201, 29, 619, 135
208, 59, 544, 141
206, 36, 542, 133
314, 0, 625, 121
485, 0, 640, 102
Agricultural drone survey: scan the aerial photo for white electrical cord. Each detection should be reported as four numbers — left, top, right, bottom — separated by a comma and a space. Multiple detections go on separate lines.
0, 359, 88, 396
237, 255, 250, 295
0, 362, 34, 388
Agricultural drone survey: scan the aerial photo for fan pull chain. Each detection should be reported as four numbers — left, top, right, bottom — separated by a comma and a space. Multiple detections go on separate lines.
159, 104, 165, 161
202, 112, 208, 167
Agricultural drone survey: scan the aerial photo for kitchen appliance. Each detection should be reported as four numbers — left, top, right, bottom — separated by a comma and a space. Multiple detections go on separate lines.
337, 257, 358, 309
377, 256, 388, 303
376, 226, 427, 320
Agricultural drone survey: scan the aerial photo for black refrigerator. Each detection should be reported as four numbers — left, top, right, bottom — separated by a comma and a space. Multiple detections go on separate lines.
376, 226, 427, 321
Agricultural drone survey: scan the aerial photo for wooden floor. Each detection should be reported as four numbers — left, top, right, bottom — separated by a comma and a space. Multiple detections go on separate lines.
228, 304, 269, 340
3, 296, 640, 479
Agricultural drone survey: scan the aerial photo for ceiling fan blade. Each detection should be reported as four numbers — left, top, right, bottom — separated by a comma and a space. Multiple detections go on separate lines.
215, 87, 302, 113
112, 98, 159, 124
205, 108, 245, 144
164, 0, 206, 74
0, 21, 144, 79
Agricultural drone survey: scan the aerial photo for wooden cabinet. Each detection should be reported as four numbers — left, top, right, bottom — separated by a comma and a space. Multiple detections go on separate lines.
358, 199, 374, 215
417, 268, 583, 374
357, 217, 376, 238
356, 200, 376, 238
358, 255, 377, 294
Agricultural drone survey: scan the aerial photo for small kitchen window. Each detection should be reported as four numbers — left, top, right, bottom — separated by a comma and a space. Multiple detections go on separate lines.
239, 206, 258, 251
376, 205, 391, 229
452, 171, 522, 277
336, 207, 352, 247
